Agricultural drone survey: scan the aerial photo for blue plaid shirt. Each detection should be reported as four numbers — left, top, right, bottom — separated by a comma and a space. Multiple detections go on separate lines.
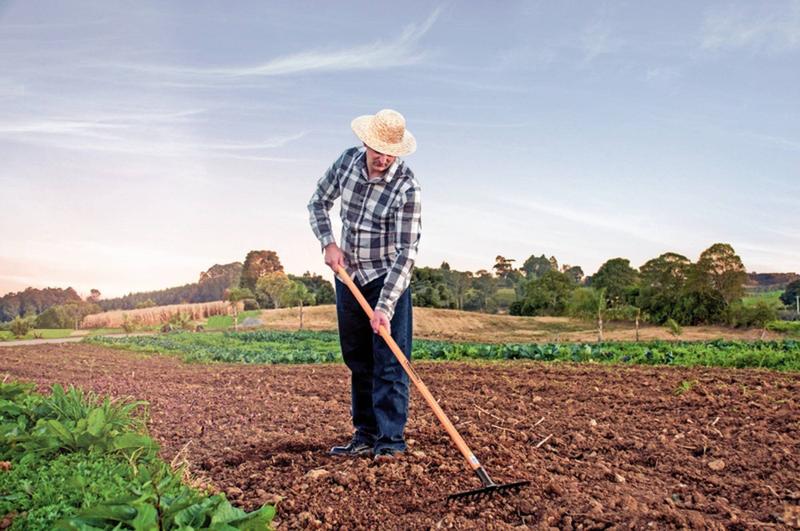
308, 146, 422, 320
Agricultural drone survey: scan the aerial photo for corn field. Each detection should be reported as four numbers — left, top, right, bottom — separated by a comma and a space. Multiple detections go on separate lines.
81, 301, 235, 329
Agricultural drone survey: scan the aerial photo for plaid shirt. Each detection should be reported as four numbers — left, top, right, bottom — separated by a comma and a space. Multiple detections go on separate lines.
308, 146, 422, 320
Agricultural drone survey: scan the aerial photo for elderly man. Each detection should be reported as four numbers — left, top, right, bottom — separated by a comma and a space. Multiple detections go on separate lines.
308, 109, 421, 460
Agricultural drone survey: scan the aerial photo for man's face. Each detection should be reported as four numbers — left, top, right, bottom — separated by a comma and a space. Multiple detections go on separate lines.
364, 144, 396, 175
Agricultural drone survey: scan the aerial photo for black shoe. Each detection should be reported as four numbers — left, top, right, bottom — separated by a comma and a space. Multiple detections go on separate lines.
373, 447, 402, 462
328, 441, 372, 457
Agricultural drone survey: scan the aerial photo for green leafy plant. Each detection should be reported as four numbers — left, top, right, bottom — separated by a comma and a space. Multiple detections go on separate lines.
674, 379, 697, 396
665, 318, 683, 337
9, 317, 31, 338
86, 331, 800, 371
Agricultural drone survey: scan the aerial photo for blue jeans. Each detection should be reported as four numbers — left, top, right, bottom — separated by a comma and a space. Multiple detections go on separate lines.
335, 275, 413, 453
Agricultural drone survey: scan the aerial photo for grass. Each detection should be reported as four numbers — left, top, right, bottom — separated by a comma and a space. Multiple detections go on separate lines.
205, 310, 263, 330
742, 290, 784, 308
0, 329, 76, 341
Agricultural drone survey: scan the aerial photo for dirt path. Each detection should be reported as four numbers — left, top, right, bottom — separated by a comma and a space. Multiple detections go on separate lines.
1, 344, 798, 529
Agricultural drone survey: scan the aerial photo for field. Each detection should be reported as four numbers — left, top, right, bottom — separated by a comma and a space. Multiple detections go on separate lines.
81, 301, 232, 329
1, 341, 798, 529
742, 290, 784, 308
256, 305, 784, 343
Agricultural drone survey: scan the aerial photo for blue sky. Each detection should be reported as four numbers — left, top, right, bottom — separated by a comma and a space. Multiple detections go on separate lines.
1, 1, 798, 297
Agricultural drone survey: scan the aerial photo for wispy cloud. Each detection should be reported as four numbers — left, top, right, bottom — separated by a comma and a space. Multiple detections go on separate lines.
0, 110, 304, 160
645, 66, 681, 82
497, 195, 672, 248
701, 3, 800, 53
580, 22, 623, 63
105, 8, 441, 82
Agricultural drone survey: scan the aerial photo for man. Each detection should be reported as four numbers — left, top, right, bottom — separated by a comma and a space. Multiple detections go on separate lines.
308, 109, 421, 460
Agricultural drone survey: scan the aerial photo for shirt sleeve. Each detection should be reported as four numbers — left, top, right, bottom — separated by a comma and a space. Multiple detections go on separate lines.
376, 184, 422, 320
308, 154, 343, 250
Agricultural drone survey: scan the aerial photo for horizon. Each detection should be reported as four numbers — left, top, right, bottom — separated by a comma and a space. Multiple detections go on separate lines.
2, 2, 798, 298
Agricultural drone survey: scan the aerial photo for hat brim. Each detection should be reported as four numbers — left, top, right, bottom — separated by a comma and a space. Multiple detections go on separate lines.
351, 115, 417, 157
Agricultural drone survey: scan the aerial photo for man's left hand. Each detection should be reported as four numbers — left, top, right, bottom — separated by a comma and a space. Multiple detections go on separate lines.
371, 310, 390, 335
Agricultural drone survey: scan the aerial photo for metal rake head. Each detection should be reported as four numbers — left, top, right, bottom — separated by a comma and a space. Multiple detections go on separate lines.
446, 479, 531, 504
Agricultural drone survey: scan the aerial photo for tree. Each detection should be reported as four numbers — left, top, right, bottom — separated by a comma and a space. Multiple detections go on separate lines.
513, 270, 576, 316
256, 272, 292, 310
290, 272, 335, 305
521, 254, 551, 279
566, 287, 607, 341
590, 258, 639, 307
492, 256, 516, 279
9, 317, 31, 338
225, 287, 254, 331
637, 253, 692, 324
86, 289, 101, 303
562, 265, 584, 284
780, 280, 800, 308
693, 243, 747, 304
280, 281, 315, 330
239, 250, 283, 292
441, 269, 472, 310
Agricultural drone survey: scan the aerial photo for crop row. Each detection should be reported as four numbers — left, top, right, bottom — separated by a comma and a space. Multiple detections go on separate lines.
86, 331, 800, 371
0, 381, 274, 530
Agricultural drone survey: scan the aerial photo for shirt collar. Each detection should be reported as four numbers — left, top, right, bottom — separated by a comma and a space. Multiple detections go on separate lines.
357, 146, 401, 184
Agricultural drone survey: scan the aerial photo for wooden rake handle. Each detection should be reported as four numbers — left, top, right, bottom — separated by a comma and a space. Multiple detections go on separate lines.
335, 266, 483, 472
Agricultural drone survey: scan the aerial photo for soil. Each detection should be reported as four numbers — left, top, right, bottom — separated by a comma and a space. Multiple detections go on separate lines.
1, 344, 799, 529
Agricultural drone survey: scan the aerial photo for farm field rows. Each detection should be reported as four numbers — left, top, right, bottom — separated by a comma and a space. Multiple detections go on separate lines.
1, 343, 798, 529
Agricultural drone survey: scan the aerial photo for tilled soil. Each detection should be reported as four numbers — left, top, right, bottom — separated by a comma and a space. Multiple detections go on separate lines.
1, 344, 799, 529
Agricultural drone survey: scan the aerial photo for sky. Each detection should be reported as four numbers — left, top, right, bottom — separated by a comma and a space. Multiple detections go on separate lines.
1, 1, 798, 298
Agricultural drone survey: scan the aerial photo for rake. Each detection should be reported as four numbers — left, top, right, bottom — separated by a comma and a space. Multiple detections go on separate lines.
336, 267, 530, 503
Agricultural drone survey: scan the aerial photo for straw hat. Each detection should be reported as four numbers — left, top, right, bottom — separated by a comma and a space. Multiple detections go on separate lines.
351, 109, 416, 157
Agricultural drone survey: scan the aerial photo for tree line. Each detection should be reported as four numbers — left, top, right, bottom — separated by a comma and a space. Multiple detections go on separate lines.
409, 243, 799, 328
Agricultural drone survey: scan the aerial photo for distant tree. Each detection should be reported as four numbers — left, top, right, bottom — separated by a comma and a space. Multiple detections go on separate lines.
240, 250, 283, 292
135, 299, 157, 309
491, 288, 517, 312
0, 287, 82, 322
521, 254, 552, 279
513, 270, 576, 316
289, 272, 335, 305
412, 267, 456, 309
224, 287, 254, 331
562, 265, 584, 284
280, 281, 315, 330
87, 289, 101, 303
590, 258, 639, 307
442, 269, 472, 310
9, 317, 31, 338
492, 256, 516, 279
692, 243, 747, 304
637, 253, 692, 324
548, 256, 559, 272
780, 280, 800, 308
566, 287, 606, 341
440, 261, 451, 270
256, 272, 292, 310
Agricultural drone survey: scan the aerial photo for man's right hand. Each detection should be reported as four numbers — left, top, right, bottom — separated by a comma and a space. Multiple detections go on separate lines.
324, 243, 346, 272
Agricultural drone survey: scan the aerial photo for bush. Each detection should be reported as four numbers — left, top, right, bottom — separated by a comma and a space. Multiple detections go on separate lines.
9, 316, 31, 338
120, 313, 142, 334
666, 318, 683, 337
727, 301, 779, 328
242, 298, 260, 311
